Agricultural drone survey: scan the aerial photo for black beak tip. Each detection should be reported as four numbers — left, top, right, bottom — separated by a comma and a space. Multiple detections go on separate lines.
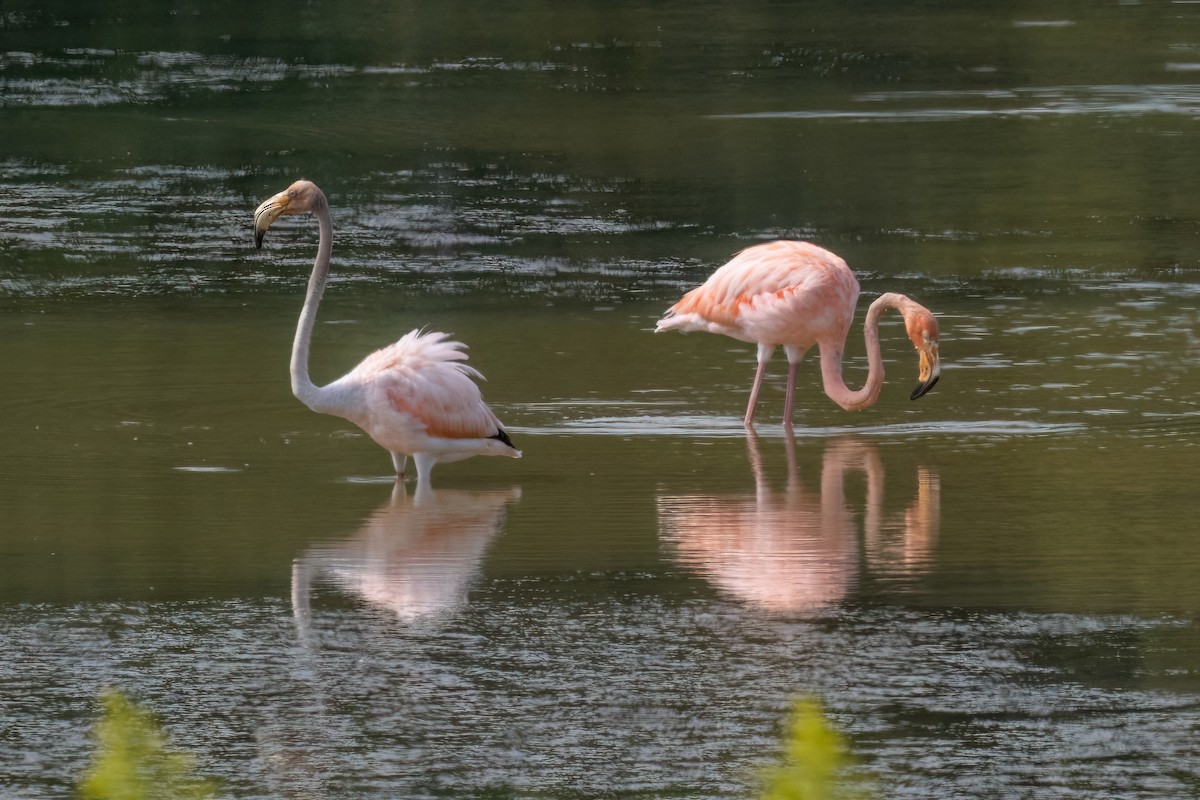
911, 374, 940, 401
254, 230, 265, 249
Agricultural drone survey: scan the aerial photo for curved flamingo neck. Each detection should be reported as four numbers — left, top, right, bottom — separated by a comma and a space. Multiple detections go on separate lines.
291, 191, 333, 411
818, 292, 911, 411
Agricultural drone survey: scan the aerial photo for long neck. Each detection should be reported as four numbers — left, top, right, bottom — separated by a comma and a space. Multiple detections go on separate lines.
291, 195, 333, 410
819, 293, 907, 411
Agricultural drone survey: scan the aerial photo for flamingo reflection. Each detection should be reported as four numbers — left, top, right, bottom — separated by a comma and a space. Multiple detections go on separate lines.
292, 484, 520, 622
657, 435, 939, 614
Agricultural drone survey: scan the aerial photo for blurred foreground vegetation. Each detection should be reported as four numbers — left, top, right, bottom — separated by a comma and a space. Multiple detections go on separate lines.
78, 692, 221, 800
77, 691, 872, 799
759, 698, 879, 800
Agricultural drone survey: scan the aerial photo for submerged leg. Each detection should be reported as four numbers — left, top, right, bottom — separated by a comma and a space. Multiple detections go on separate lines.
744, 343, 776, 428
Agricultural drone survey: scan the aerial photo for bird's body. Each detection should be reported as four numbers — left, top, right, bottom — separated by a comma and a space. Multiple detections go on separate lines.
315, 330, 517, 466
658, 240, 861, 354
254, 180, 520, 484
656, 240, 941, 427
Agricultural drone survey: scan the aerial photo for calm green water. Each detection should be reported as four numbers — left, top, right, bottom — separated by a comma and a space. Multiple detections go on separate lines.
4, 2, 1200, 798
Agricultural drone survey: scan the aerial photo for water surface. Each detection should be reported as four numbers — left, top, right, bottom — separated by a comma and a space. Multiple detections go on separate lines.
3, 3, 1200, 798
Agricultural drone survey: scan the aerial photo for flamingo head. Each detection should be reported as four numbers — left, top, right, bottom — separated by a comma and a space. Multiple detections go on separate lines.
254, 179, 325, 248
904, 305, 941, 400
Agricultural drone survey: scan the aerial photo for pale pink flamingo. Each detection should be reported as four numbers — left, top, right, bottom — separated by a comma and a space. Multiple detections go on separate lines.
656, 240, 941, 427
254, 180, 521, 485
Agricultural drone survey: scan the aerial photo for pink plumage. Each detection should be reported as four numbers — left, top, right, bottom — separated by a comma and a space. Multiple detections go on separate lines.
657, 240, 942, 427
347, 330, 511, 445
659, 241, 859, 348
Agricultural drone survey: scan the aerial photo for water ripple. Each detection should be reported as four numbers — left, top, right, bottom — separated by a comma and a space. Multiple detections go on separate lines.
521, 415, 1087, 440
713, 84, 1200, 123
0, 50, 568, 108
1, 599, 1195, 798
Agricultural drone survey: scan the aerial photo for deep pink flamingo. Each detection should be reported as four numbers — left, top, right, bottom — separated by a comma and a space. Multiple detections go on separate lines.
656, 240, 941, 427
254, 180, 520, 484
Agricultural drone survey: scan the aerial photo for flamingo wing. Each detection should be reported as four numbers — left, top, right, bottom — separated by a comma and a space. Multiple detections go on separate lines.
658, 241, 860, 345
352, 330, 506, 441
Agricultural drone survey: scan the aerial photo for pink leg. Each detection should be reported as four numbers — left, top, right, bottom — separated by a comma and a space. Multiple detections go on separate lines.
744, 361, 767, 428
781, 346, 807, 429
744, 343, 776, 428
782, 360, 798, 429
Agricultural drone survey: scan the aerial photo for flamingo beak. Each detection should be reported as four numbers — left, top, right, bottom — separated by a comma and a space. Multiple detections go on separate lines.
911, 344, 941, 400
253, 190, 290, 249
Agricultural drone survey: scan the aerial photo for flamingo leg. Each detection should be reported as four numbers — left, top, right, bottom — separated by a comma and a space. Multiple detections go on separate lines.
391, 452, 408, 477
744, 343, 776, 428
744, 361, 767, 428
413, 452, 436, 486
782, 360, 798, 429
781, 346, 807, 429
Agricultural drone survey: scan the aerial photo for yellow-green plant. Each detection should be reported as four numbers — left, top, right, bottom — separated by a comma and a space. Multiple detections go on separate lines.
759, 698, 878, 800
78, 690, 221, 800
